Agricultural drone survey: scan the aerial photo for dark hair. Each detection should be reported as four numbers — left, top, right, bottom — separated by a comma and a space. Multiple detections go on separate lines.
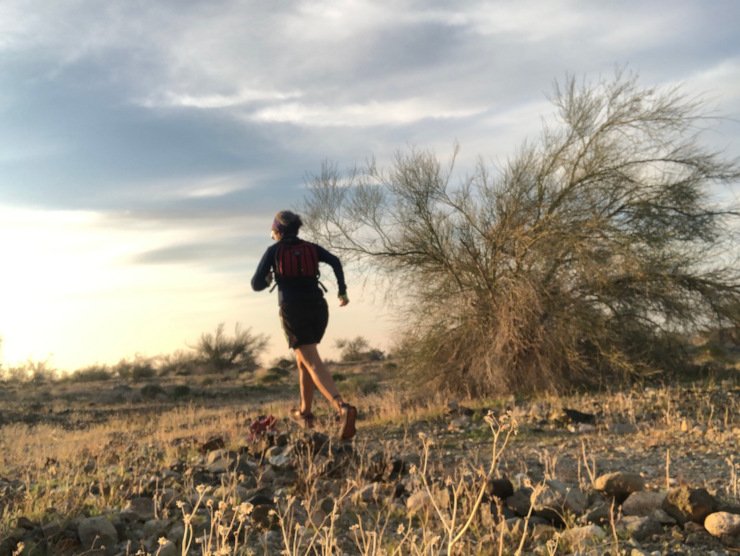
272, 210, 303, 236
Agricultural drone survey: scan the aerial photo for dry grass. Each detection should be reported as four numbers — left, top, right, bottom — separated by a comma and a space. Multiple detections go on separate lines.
1, 358, 738, 555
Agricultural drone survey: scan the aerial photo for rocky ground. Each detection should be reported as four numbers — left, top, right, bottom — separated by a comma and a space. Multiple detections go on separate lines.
0, 363, 738, 555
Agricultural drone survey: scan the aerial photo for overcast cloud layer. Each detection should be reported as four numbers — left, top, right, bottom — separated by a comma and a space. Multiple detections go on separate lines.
1, 0, 740, 368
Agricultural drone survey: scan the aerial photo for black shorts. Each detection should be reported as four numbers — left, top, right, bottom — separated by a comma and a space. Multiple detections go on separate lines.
279, 298, 329, 349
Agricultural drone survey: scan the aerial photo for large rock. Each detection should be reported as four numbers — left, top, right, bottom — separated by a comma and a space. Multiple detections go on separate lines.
704, 511, 740, 537
593, 472, 645, 501
78, 516, 119, 556
621, 491, 666, 516
662, 486, 718, 525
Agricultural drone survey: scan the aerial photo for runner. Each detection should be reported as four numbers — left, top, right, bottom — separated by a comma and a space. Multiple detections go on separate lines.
251, 210, 357, 440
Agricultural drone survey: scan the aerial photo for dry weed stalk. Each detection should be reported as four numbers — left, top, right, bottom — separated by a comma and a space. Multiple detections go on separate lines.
665, 448, 672, 491
727, 456, 739, 499
579, 439, 597, 490
416, 411, 517, 556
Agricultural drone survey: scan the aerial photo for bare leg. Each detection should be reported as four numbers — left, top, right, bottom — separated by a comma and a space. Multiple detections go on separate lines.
297, 358, 315, 414
294, 343, 344, 412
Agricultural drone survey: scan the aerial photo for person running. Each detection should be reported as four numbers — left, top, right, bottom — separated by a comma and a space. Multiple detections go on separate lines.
251, 210, 357, 440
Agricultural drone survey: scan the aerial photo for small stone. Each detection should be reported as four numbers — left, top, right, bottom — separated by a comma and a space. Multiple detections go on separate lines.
143, 519, 169, 539
206, 449, 230, 465
560, 524, 607, 549
448, 415, 471, 431
620, 515, 663, 541
352, 483, 380, 504
495, 517, 525, 538
651, 508, 677, 525
487, 478, 514, 499
563, 408, 596, 425
593, 472, 645, 501
622, 491, 666, 516
123, 497, 155, 521
267, 453, 292, 470
319, 497, 335, 514
533, 480, 588, 522
506, 488, 532, 517
205, 459, 230, 474
585, 502, 612, 525
406, 491, 432, 517
532, 523, 558, 543
251, 504, 277, 529
200, 436, 226, 453
78, 516, 118, 556
167, 523, 184, 543
704, 511, 740, 537
41, 520, 63, 537
156, 540, 178, 556
608, 423, 638, 435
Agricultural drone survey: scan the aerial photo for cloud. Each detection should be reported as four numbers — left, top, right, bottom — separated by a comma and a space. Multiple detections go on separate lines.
139, 88, 303, 109
131, 239, 246, 265
248, 98, 486, 127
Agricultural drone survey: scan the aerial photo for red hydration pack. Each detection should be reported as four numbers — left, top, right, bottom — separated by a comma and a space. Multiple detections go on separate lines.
275, 240, 319, 279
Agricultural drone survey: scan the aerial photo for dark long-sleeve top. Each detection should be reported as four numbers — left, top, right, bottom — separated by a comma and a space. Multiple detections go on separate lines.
251, 238, 347, 304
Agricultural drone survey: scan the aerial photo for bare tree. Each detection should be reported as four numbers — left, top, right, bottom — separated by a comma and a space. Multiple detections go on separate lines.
303, 71, 740, 395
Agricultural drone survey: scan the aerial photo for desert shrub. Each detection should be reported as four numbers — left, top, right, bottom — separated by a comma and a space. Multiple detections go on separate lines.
157, 349, 202, 376
171, 384, 191, 399
304, 71, 740, 396
28, 361, 57, 383
72, 365, 112, 382
113, 356, 156, 381
266, 366, 290, 378
1, 360, 57, 383
140, 383, 165, 399
270, 356, 295, 370
343, 374, 380, 396
259, 367, 289, 384
335, 336, 384, 362
196, 323, 268, 373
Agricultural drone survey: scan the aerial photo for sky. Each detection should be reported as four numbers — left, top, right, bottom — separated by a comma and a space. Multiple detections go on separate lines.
1, 0, 740, 372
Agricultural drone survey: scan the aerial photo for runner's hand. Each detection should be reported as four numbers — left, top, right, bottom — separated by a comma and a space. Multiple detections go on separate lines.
338, 293, 349, 306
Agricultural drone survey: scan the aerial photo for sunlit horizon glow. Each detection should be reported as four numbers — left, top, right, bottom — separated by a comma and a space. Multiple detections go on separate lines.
1, 1, 739, 372
0, 205, 390, 371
